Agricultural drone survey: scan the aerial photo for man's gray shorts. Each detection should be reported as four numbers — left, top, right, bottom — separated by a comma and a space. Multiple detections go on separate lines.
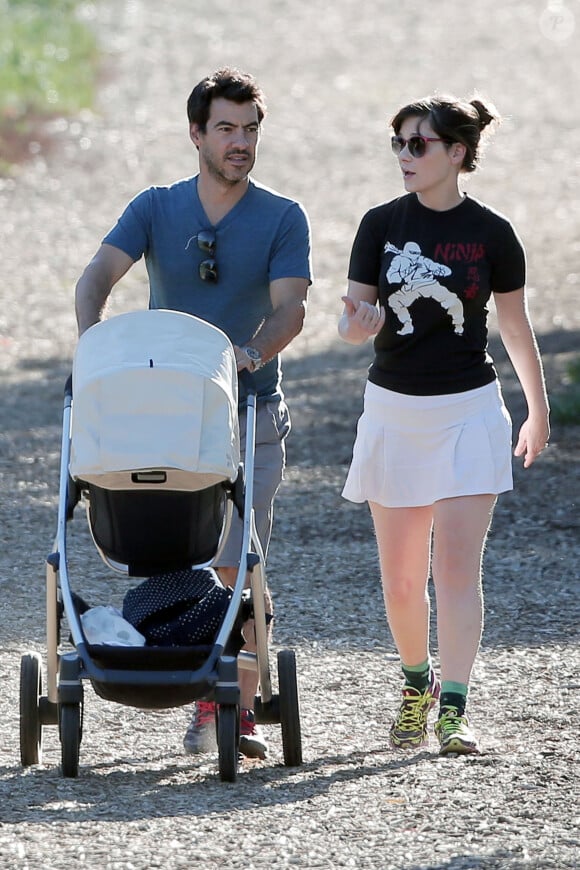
216, 398, 291, 568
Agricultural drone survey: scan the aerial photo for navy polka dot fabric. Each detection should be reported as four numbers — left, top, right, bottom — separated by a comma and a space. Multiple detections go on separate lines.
122, 568, 232, 646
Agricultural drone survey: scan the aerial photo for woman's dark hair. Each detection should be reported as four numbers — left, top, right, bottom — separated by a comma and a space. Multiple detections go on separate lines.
390, 95, 500, 172
187, 67, 267, 131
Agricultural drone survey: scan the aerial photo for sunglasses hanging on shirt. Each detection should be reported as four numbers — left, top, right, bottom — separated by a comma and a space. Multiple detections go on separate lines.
185, 229, 218, 282
196, 229, 218, 282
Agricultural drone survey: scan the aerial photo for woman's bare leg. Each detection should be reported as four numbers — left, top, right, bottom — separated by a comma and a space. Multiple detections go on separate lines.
430, 493, 496, 755
431, 494, 496, 685
369, 502, 433, 665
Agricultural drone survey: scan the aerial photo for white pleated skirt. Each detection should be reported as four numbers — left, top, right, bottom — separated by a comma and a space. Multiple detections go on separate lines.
342, 380, 513, 508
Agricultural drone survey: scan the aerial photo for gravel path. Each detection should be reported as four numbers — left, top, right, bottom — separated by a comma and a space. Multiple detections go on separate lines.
1, 2, 579, 868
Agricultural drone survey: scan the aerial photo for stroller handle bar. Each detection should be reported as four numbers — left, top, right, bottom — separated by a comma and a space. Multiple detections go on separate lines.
238, 368, 257, 398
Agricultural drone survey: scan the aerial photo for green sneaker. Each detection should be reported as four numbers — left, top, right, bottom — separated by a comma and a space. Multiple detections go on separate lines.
435, 707, 480, 755
389, 670, 440, 749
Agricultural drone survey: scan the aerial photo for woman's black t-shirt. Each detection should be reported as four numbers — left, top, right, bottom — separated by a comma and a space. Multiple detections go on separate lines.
348, 193, 526, 396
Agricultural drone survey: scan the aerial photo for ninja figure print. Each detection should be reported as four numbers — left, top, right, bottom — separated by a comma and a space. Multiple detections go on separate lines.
384, 241, 465, 336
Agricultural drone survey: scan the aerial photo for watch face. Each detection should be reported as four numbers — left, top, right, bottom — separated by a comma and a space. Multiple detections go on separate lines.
242, 346, 262, 372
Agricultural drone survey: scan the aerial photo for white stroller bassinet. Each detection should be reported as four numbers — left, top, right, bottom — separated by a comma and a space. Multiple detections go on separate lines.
69, 309, 241, 575
70, 308, 239, 493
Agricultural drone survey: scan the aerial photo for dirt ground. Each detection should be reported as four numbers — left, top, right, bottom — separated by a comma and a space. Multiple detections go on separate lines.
0, 1, 578, 868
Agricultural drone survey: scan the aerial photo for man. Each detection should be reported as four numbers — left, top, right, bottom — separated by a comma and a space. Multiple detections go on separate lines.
75, 67, 312, 759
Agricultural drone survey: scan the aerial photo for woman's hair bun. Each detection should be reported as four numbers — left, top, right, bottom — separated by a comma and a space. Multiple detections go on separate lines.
470, 98, 500, 131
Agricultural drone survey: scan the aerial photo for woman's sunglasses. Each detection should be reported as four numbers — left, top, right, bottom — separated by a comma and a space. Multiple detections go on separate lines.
196, 229, 218, 282
391, 134, 448, 159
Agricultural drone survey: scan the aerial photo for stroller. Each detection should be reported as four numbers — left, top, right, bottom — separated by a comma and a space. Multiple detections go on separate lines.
19, 309, 302, 781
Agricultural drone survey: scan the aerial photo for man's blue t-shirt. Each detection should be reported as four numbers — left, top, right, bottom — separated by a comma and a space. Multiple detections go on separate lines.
103, 176, 312, 401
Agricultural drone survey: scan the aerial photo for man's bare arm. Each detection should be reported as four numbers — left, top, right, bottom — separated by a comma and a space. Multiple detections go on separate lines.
234, 276, 309, 369
75, 243, 135, 335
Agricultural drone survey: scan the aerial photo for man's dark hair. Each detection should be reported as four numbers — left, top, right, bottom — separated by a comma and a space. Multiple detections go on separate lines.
187, 67, 267, 131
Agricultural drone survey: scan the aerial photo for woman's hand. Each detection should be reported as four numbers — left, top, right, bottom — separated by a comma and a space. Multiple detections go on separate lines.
494, 289, 551, 468
339, 295, 386, 344
513, 413, 551, 468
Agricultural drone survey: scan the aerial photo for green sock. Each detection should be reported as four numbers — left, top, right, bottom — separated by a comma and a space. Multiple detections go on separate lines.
440, 681, 468, 716
401, 658, 431, 692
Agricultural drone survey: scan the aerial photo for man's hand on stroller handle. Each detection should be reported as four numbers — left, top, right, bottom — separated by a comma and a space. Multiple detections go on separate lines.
235, 344, 263, 373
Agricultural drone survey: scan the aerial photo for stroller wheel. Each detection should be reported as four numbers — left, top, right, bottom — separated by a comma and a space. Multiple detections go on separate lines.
278, 650, 303, 767
217, 704, 239, 783
20, 653, 43, 766
60, 703, 82, 778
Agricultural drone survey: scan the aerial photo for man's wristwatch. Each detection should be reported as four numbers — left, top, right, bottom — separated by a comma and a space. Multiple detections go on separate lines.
241, 346, 263, 372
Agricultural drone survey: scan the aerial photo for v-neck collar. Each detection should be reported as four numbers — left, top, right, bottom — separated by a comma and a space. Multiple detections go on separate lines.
191, 175, 253, 228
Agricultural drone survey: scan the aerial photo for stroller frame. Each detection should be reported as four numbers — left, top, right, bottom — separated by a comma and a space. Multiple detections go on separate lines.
19, 314, 302, 782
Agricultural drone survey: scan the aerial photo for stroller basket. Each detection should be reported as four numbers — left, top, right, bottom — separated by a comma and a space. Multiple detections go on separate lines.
82, 643, 224, 709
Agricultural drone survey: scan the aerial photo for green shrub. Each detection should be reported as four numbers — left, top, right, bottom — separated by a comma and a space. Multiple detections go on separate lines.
0, 0, 99, 128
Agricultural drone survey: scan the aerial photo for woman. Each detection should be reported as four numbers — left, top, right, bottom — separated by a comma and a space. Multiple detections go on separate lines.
339, 95, 549, 755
